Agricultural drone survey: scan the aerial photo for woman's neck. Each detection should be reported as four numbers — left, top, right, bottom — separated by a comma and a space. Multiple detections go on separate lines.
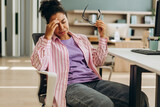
59, 34, 71, 40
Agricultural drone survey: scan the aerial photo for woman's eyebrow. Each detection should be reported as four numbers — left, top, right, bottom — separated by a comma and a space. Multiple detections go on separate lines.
61, 18, 65, 22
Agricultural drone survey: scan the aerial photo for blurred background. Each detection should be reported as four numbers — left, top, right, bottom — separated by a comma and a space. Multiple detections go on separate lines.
0, 0, 158, 107
0, 0, 156, 57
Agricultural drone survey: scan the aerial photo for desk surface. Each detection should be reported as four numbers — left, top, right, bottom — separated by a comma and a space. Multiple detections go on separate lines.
108, 48, 160, 75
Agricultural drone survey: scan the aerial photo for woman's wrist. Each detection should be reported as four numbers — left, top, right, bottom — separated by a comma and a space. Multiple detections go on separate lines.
44, 35, 52, 40
100, 35, 106, 38
100, 36, 109, 41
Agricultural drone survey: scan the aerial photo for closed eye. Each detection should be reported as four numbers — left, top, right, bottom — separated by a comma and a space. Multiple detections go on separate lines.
61, 18, 66, 24
62, 21, 66, 24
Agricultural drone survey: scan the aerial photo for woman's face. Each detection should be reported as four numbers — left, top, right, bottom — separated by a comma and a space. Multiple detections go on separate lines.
49, 12, 69, 38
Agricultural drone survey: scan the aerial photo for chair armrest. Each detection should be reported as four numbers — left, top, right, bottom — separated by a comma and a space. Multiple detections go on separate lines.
37, 71, 57, 107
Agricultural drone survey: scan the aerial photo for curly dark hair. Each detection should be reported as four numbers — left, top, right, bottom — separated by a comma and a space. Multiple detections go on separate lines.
39, 0, 67, 24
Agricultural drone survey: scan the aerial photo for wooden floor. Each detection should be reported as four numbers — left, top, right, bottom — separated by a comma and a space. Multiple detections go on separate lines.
0, 57, 155, 107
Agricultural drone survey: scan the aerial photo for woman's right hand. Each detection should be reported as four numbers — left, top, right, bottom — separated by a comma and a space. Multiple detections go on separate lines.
44, 18, 59, 40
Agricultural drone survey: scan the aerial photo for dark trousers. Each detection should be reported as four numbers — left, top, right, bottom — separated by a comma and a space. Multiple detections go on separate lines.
66, 80, 149, 107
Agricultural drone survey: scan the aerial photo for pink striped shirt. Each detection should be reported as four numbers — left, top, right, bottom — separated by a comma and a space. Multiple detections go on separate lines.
31, 31, 108, 107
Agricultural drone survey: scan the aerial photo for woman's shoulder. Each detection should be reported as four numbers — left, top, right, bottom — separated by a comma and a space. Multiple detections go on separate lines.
69, 32, 88, 40
76, 34, 88, 39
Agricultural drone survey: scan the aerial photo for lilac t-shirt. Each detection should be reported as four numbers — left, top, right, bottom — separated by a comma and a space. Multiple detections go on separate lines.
61, 37, 99, 85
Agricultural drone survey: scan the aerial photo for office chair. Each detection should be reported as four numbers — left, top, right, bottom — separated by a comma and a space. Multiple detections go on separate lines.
32, 33, 112, 106
32, 33, 57, 107
98, 55, 114, 80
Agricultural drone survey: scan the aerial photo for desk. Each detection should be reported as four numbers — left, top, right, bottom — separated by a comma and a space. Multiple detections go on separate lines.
108, 48, 160, 107
114, 41, 143, 72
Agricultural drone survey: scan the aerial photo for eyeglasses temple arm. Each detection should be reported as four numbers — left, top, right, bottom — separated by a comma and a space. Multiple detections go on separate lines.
97, 9, 102, 20
82, 5, 89, 19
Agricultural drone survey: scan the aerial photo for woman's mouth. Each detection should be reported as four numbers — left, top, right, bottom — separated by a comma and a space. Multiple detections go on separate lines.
59, 31, 65, 35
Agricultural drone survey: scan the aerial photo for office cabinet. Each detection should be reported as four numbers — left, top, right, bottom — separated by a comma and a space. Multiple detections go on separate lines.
114, 41, 143, 72
67, 10, 155, 40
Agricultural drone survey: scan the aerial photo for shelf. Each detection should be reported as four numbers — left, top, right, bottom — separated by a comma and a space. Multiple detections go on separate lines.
68, 10, 152, 15
128, 36, 142, 39
86, 35, 158, 42
149, 37, 158, 40
126, 36, 158, 40
72, 23, 94, 26
87, 35, 141, 39
129, 11, 152, 15
73, 23, 155, 28
68, 10, 155, 42
68, 10, 98, 14
68, 10, 128, 14
129, 24, 155, 28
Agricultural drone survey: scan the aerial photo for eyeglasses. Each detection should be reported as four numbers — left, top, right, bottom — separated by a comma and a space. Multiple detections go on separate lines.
82, 5, 102, 25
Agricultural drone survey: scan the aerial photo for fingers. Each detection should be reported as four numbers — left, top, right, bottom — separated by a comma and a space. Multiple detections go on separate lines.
44, 19, 60, 40
96, 22, 106, 33
95, 20, 106, 28
95, 20, 106, 38
48, 18, 59, 29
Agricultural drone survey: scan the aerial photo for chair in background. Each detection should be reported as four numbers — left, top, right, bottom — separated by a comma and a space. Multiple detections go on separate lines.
98, 55, 114, 81
98, 23, 128, 79
32, 33, 57, 107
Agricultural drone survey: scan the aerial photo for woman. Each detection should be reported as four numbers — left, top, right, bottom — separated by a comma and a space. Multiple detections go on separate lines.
31, 0, 149, 107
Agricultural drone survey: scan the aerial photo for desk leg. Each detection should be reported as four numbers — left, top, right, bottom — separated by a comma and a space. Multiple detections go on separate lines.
99, 68, 102, 77
129, 65, 142, 107
156, 75, 160, 107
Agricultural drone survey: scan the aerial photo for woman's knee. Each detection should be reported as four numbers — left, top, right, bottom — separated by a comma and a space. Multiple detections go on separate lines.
66, 83, 114, 107
99, 99, 114, 107
80, 93, 114, 107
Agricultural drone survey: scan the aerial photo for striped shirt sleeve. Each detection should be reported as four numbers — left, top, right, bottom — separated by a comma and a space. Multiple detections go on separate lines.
93, 37, 108, 66
85, 36, 108, 67
31, 36, 51, 71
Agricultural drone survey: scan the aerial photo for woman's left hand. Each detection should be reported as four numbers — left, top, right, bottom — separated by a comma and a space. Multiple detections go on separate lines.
95, 20, 106, 38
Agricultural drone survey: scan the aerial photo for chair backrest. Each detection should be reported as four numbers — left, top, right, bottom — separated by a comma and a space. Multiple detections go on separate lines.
32, 33, 45, 45
32, 33, 47, 104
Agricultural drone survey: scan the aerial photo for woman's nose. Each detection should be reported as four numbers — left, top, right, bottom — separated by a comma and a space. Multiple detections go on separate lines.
59, 23, 64, 30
